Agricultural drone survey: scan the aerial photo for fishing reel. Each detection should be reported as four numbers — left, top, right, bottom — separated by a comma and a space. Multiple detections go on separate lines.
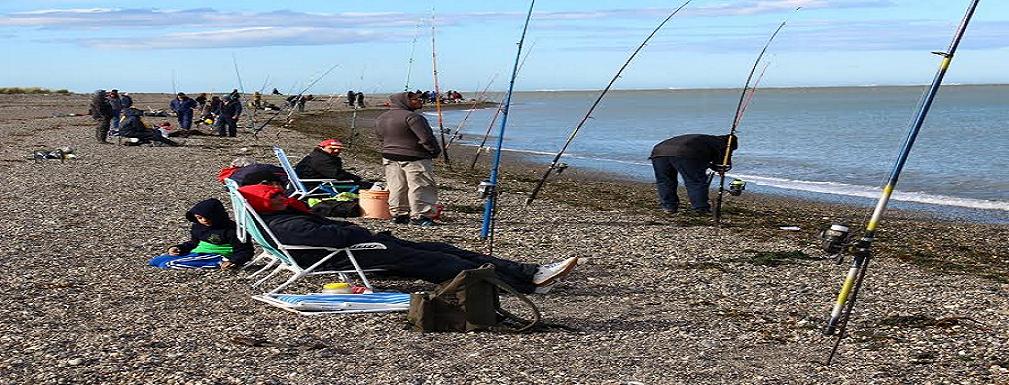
728, 179, 746, 196
551, 162, 569, 175
477, 180, 496, 200
818, 224, 852, 261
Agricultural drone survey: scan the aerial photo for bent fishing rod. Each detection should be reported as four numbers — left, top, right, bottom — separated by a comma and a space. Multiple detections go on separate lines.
713, 10, 796, 226
252, 63, 339, 138
478, 0, 535, 243
430, 9, 451, 167
445, 74, 498, 148
524, 0, 691, 206
822, 0, 981, 366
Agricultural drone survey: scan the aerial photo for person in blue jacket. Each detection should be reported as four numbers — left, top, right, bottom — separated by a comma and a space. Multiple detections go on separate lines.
149, 198, 253, 269
169, 93, 198, 130
108, 89, 123, 132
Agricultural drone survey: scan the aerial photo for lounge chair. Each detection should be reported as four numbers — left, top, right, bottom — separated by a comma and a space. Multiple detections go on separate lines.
255, 292, 410, 315
223, 179, 386, 295
272, 145, 358, 200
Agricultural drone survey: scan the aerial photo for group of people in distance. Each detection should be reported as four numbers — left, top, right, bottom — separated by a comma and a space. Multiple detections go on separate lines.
150, 90, 581, 295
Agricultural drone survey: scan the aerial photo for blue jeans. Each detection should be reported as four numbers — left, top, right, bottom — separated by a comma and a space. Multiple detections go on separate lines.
111, 110, 121, 130
651, 156, 711, 212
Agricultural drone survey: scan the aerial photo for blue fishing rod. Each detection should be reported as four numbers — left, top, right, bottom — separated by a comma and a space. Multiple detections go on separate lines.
821, 0, 981, 366
479, 0, 535, 243
524, 0, 692, 206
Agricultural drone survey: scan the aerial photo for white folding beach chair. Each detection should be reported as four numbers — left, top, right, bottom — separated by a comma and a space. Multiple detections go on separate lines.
223, 179, 386, 295
272, 145, 358, 200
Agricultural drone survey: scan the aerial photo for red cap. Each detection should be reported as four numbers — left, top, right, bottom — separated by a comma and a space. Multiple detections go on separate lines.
319, 139, 343, 148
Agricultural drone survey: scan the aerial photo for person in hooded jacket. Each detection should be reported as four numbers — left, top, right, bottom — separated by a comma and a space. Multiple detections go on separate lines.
89, 90, 115, 143
294, 139, 372, 189
170, 93, 198, 130
148, 198, 253, 269
374, 92, 441, 226
649, 134, 738, 215
108, 89, 123, 132
238, 185, 578, 294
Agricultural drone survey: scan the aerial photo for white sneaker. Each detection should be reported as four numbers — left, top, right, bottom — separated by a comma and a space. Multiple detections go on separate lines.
533, 257, 578, 287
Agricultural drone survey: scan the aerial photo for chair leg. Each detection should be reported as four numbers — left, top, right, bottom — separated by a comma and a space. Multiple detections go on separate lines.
252, 265, 284, 288
268, 271, 306, 295
246, 259, 279, 280
344, 249, 374, 290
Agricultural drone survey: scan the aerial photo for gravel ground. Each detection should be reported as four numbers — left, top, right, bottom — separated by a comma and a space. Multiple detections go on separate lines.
1, 93, 1008, 384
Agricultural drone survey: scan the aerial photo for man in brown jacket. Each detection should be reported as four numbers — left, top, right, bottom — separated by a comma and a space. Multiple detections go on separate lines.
375, 92, 441, 226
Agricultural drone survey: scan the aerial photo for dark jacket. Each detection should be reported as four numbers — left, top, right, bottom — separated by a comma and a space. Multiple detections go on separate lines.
220, 98, 242, 119
375, 92, 440, 160
650, 134, 737, 166
229, 164, 289, 187
260, 209, 375, 266
170, 98, 198, 116
121, 95, 133, 109
89, 90, 113, 120
294, 148, 362, 181
173, 198, 254, 265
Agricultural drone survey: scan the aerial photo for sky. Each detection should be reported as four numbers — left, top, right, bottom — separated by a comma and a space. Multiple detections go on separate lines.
0, 0, 1007, 94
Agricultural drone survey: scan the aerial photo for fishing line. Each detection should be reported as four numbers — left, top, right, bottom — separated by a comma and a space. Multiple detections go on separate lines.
713, 8, 799, 226
430, 7, 451, 166
469, 40, 537, 170
525, 0, 692, 206
478, 0, 536, 242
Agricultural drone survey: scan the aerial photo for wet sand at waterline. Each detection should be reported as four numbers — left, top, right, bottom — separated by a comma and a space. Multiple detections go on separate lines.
2, 93, 1008, 384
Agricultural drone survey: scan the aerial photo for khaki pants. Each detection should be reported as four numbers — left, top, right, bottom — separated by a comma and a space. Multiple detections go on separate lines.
383, 158, 438, 218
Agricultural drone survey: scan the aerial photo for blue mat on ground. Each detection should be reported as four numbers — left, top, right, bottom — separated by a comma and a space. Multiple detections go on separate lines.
148, 253, 223, 269
262, 292, 411, 313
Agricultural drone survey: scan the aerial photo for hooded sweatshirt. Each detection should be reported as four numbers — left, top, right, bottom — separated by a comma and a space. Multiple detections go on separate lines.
89, 90, 113, 120
374, 92, 441, 160
649, 134, 738, 166
173, 198, 254, 265
238, 185, 374, 265
294, 148, 362, 181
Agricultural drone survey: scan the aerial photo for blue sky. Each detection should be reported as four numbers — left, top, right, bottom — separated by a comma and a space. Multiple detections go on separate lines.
1, 0, 1006, 93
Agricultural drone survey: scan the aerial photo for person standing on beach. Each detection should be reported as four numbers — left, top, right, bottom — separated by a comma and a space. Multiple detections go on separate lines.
89, 90, 114, 143
169, 93, 198, 131
217, 95, 242, 137
649, 134, 737, 215
375, 92, 441, 226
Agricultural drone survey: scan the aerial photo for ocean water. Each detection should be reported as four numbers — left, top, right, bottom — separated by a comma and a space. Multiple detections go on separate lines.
435, 85, 1009, 222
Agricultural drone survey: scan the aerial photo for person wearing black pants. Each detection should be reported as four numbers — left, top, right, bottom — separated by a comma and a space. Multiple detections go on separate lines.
237, 185, 579, 294
217, 95, 242, 137
649, 134, 737, 215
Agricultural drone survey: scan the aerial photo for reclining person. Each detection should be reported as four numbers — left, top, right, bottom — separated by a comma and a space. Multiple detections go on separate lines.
149, 198, 253, 269
119, 108, 181, 147
294, 139, 373, 189
238, 185, 577, 294
218, 157, 290, 187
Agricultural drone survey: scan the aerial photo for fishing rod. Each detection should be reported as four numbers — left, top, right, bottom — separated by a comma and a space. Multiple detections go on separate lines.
445, 73, 498, 148
478, 0, 535, 243
171, 69, 177, 95
469, 41, 537, 170
430, 8, 451, 167
524, 0, 692, 206
712, 11, 796, 226
821, 0, 981, 366
231, 53, 254, 130
253, 63, 340, 137
404, 21, 423, 92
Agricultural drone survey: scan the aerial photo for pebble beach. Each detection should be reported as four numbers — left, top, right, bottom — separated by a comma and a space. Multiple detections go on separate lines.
2, 92, 1008, 384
